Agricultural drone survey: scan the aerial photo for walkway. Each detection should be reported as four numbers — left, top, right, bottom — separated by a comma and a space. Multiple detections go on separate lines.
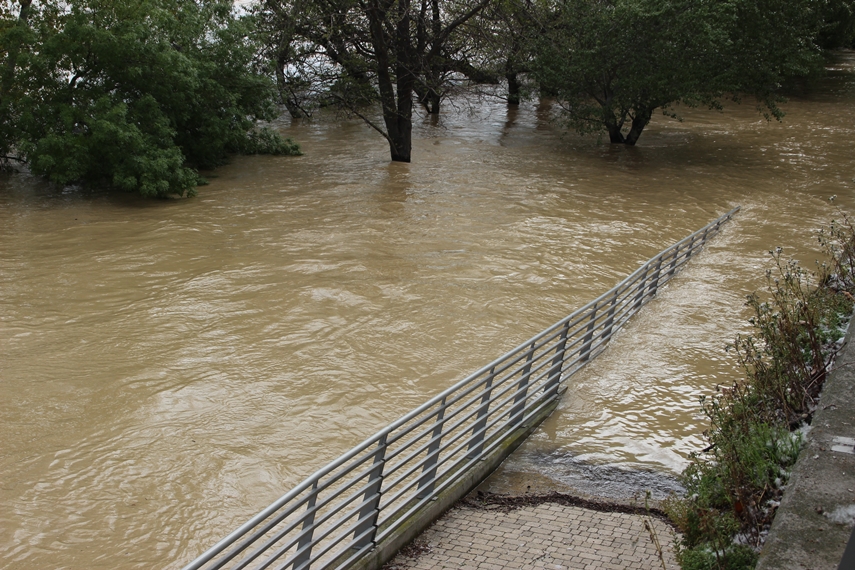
384, 495, 679, 570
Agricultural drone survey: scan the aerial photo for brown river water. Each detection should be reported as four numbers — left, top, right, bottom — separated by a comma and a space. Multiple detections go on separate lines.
2, 52, 855, 569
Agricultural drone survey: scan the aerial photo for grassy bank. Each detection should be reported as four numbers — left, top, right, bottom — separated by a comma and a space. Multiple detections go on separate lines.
665, 211, 855, 569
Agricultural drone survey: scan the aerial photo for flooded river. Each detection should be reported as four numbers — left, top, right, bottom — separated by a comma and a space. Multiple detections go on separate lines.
2, 53, 855, 569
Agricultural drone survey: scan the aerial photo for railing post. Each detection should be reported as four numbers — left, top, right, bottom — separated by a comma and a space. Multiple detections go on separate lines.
466, 369, 495, 458
579, 303, 599, 363
668, 244, 681, 276
632, 267, 650, 311
510, 344, 536, 426
685, 235, 697, 260
416, 397, 447, 499
648, 257, 663, 297
293, 481, 319, 570
353, 434, 387, 550
601, 288, 620, 341
545, 321, 570, 398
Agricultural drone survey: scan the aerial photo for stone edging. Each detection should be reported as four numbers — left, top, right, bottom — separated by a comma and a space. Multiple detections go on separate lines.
756, 326, 855, 569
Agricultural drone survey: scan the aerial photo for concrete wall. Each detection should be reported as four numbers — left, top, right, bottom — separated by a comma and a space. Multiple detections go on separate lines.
757, 328, 855, 570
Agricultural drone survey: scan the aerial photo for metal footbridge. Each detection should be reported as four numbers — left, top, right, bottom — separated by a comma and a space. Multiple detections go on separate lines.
182, 207, 740, 570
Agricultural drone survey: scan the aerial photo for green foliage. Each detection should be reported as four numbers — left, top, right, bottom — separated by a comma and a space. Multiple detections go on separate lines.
532, 0, 824, 144
677, 542, 757, 570
22, 96, 200, 197
1, 0, 299, 197
819, 211, 855, 287
726, 0, 825, 116
666, 213, 855, 569
817, 0, 855, 49
240, 127, 301, 156
732, 254, 852, 422
533, 0, 714, 143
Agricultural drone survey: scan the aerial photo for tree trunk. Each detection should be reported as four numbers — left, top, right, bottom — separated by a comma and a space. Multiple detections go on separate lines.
423, 0, 442, 115
388, 0, 414, 162
366, 0, 414, 162
275, 49, 306, 119
386, 73, 414, 161
275, 52, 287, 104
425, 90, 440, 114
374, 66, 412, 161
386, 111, 412, 161
507, 72, 521, 106
624, 108, 652, 146
607, 124, 625, 144
416, 84, 441, 114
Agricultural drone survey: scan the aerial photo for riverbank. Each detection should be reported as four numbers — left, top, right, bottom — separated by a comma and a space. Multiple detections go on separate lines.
380, 285, 855, 570
383, 216, 855, 570
4, 54, 855, 568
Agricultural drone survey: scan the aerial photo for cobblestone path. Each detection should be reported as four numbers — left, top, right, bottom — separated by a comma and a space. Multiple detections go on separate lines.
385, 501, 679, 570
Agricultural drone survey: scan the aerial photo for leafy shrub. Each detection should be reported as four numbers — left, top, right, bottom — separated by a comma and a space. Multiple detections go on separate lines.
239, 127, 301, 157
667, 211, 855, 569
1, 0, 300, 197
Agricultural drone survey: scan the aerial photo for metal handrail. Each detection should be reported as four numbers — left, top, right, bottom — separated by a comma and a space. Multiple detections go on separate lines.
182, 207, 739, 570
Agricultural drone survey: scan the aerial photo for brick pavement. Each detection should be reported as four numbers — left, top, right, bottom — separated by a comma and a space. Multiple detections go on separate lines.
385, 501, 679, 570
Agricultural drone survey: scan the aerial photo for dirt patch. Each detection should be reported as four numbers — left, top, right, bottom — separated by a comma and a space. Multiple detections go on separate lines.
381, 537, 432, 570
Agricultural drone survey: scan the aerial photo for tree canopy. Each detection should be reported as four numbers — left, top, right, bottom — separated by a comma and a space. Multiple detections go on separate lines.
0, 0, 299, 197
257, 0, 836, 154
0, 0, 848, 182
817, 0, 855, 49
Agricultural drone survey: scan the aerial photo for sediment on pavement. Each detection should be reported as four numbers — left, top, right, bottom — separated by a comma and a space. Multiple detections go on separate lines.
459, 490, 673, 522
382, 492, 679, 570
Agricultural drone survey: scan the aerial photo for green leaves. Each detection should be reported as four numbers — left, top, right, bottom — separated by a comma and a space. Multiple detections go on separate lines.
25, 96, 201, 197
1, 0, 299, 197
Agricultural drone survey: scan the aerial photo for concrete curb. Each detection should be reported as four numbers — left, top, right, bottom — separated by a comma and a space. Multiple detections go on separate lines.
756, 326, 855, 570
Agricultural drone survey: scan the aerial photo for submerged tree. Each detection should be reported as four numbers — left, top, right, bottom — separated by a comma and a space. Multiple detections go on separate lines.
466, 0, 539, 106
261, 0, 491, 162
0, 0, 298, 197
533, 0, 824, 145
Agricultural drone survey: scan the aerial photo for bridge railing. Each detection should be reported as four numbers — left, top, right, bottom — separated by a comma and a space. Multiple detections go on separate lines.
182, 207, 739, 570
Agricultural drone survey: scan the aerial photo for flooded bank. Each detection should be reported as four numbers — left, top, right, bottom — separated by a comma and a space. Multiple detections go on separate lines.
2, 53, 855, 569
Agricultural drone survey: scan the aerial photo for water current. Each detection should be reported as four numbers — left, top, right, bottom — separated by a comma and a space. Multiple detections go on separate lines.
2, 52, 855, 569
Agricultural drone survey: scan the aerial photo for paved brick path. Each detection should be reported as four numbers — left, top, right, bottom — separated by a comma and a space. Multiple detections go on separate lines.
386, 501, 679, 570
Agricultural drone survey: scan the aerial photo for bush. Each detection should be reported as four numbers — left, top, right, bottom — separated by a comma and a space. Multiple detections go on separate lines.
666, 210, 855, 569
1, 0, 300, 197
239, 127, 301, 157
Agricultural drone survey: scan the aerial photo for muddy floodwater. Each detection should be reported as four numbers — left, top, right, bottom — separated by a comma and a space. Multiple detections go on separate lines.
3, 53, 855, 569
